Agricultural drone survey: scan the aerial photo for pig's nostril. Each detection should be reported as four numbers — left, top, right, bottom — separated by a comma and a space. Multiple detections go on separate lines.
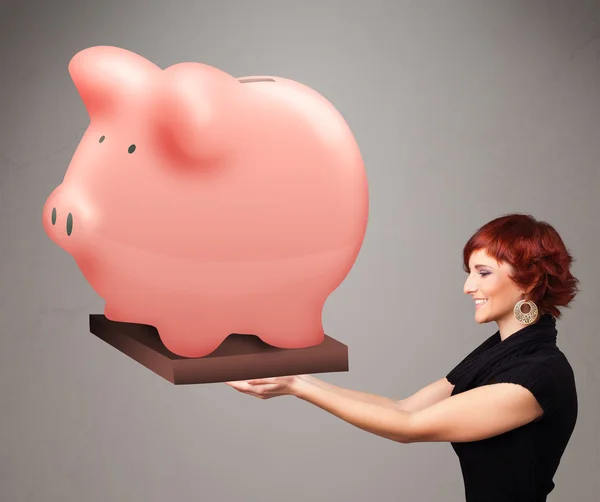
66, 213, 73, 236
51, 208, 57, 225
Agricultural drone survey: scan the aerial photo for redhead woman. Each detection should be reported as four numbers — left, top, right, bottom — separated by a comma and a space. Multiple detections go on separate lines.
226, 213, 580, 502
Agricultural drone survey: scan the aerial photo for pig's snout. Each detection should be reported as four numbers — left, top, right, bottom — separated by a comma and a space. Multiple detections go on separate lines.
49, 206, 74, 236
43, 186, 89, 252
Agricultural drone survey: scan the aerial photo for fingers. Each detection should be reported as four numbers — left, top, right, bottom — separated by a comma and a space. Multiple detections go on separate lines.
225, 380, 277, 399
248, 376, 296, 385
246, 377, 278, 385
225, 381, 255, 392
226, 378, 278, 387
227, 376, 291, 385
225, 381, 267, 399
224, 381, 245, 389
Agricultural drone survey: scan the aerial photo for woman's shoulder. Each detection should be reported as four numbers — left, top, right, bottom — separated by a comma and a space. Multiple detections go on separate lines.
488, 348, 576, 392
489, 349, 577, 417
504, 348, 574, 380
528, 347, 574, 374
542, 350, 577, 388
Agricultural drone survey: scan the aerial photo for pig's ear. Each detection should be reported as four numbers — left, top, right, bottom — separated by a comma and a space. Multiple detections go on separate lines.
155, 63, 241, 163
69, 46, 160, 117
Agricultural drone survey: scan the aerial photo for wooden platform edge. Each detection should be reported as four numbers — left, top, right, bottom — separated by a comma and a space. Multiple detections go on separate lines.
89, 315, 349, 385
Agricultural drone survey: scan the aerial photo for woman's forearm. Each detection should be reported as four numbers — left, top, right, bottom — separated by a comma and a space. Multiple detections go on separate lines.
297, 375, 404, 410
293, 376, 412, 443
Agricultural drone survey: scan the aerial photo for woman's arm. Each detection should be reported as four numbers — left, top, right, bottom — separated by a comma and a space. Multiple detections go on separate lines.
290, 377, 543, 444
299, 375, 454, 412
298, 375, 403, 409
398, 378, 455, 412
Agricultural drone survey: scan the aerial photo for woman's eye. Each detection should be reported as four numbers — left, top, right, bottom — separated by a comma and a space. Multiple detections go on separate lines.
480, 272, 490, 277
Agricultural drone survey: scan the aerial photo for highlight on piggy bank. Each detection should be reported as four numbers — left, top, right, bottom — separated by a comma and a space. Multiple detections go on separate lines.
42, 45, 369, 358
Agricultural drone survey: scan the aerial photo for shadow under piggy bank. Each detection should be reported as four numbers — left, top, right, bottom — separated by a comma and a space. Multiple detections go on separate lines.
89, 315, 348, 385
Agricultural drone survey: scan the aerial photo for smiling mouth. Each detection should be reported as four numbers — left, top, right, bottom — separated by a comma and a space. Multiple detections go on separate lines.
475, 299, 488, 307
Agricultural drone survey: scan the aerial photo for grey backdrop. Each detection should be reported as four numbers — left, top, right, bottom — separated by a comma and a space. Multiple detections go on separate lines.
1, 0, 599, 501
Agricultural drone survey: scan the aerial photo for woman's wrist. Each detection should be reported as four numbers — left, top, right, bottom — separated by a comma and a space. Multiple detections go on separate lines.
290, 374, 315, 398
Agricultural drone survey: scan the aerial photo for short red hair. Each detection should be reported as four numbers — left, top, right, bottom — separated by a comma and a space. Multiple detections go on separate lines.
463, 213, 580, 318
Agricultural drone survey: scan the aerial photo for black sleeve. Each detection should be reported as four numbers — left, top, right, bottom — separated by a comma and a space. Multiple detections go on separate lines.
490, 358, 559, 416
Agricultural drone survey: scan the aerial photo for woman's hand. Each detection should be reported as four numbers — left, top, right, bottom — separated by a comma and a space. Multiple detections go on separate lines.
225, 375, 305, 399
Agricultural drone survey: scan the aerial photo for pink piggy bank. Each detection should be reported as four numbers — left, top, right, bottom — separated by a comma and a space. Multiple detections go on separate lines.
42, 46, 369, 358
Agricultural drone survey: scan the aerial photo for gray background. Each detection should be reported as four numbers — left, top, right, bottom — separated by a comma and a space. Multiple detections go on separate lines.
1, 0, 599, 501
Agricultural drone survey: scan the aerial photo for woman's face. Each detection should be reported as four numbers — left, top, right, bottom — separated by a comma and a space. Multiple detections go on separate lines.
463, 248, 526, 325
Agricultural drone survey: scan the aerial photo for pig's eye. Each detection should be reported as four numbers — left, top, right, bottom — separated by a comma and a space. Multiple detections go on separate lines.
99, 136, 105, 143
128, 144, 136, 154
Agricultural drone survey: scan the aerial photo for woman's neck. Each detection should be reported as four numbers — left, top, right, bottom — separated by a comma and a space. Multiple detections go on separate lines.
496, 311, 543, 341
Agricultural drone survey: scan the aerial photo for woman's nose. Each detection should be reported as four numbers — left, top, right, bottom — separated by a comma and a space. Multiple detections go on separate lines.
463, 278, 476, 295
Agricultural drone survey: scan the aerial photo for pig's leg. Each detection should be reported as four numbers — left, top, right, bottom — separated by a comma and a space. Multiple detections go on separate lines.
104, 303, 147, 326
155, 317, 227, 358
104, 303, 128, 322
255, 298, 326, 349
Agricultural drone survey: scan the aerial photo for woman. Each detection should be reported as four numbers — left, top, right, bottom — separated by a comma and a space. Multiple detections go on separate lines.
226, 213, 580, 502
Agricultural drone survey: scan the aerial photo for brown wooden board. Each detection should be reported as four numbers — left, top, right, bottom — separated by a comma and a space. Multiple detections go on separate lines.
89, 315, 349, 385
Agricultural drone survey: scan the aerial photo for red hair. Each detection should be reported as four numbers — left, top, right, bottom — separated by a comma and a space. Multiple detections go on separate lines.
463, 214, 580, 318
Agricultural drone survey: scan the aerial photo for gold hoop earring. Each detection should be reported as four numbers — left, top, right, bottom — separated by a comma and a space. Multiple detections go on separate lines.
514, 299, 538, 325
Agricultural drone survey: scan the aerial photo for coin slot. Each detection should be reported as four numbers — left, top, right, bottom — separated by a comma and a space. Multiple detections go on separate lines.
238, 77, 276, 83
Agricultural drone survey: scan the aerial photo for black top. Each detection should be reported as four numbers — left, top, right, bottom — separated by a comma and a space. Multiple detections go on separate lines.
446, 314, 578, 502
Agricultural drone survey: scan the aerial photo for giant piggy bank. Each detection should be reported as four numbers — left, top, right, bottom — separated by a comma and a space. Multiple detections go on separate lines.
42, 46, 369, 358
